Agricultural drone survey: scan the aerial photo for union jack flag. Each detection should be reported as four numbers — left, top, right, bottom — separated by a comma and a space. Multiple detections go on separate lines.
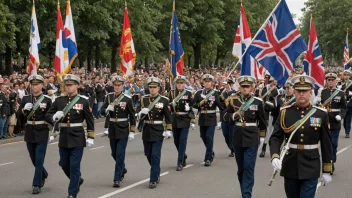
244, 0, 307, 86
344, 29, 350, 70
303, 16, 325, 88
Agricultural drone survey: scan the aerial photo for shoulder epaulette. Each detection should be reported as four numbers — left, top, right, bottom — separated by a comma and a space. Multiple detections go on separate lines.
123, 93, 131, 99
79, 95, 89, 100
143, 94, 150, 98
254, 96, 263, 102
161, 95, 169, 101
108, 92, 114, 95
280, 103, 295, 111
313, 106, 327, 112
43, 95, 51, 99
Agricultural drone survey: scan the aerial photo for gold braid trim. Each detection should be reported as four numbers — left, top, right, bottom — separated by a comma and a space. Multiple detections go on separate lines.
87, 131, 94, 139
130, 125, 136, 132
271, 154, 280, 160
259, 130, 266, 137
323, 161, 333, 173
280, 108, 300, 133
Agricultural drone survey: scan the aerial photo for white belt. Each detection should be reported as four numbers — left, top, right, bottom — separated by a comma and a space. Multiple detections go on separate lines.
109, 118, 128, 122
201, 110, 216, 114
27, 120, 46, 125
329, 109, 340, 112
288, 143, 319, 150
235, 122, 257, 127
144, 120, 163, 124
175, 112, 188, 115
59, 123, 84, 127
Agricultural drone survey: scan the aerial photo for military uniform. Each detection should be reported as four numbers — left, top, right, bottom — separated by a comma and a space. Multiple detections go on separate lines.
219, 79, 236, 157
342, 69, 352, 138
319, 73, 347, 170
223, 76, 266, 198
269, 75, 333, 198
168, 76, 195, 171
100, 76, 136, 187
16, 75, 52, 194
139, 77, 172, 189
45, 74, 94, 198
193, 74, 225, 166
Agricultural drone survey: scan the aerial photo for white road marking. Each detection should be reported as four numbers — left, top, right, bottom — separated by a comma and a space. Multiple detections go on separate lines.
0, 162, 14, 167
90, 146, 104, 151
200, 162, 205, 165
49, 142, 58, 145
98, 172, 169, 198
184, 164, 194, 169
95, 132, 104, 136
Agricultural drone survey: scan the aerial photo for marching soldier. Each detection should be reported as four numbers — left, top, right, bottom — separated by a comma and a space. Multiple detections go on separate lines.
316, 73, 346, 173
193, 74, 225, 166
342, 69, 352, 138
223, 76, 266, 198
260, 80, 295, 157
138, 77, 172, 189
219, 79, 236, 157
269, 75, 333, 198
16, 75, 52, 194
46, 74, 94, 198
168, 76, 195, 171
100, 76, 136, 188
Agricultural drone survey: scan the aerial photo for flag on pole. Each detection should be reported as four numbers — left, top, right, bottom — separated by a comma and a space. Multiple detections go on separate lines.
243, 0, 307, 86
232, 26, 241, 58
29, 1, 41, 75
343, 28, 350, 70
303, 15, 325, 88
63, 0, 78, 75
169, 0, 184, 77
54, 1, 68, 76
120, 2, 136, 77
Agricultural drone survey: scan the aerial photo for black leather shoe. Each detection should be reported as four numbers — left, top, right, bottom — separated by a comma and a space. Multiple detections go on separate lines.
182, 154, 187, 167
113, 181, 120, 188
40, 178, 46, 188
210, 152, 215, 162
229, 151, 234, 157
346, 134, 350, 138
259, 143, 267, 158
176, 165, 183, 171
204, 160, 211, 167
32, 186, 41, 194
149, 182, 157, 189
120, 168, 128, 181
67, 194, 76, 198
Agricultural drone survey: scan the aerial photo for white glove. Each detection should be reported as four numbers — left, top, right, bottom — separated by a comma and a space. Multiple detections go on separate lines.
163, 131, 172, 138
260, 137, 265, 145
335, 115, 342, 121
24, 103, 33, 111
104, 128, 109, 135
322, 173, 332, 185
217, 122, 221, 129
138, 108, 150, 117
349, 91, 352, 96
201, 94, 206, 99
106, 104, 114, 112
271, 158, 282, 171
191, 123, 195, 129
53, 111, 64, 121
86, 138, 94, 147
128, 132, 135, 140
49, 136, 55, 143
185, 103, 190, 111
313, 96, 321, 105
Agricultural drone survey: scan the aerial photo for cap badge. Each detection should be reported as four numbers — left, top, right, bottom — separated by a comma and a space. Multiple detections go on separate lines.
300, 76, 305, 84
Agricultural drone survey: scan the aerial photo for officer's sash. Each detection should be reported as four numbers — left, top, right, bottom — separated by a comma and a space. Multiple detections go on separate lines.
27, 94, 45, 119
62, 95, 81, 118
148, 95, 162, 111
282, 96, 295, 108
281, 107, 317, 133
113, 93, 125, 106
239, 96, 255, 112
171, 89, 187, 107
344, 81, 352, 92
200, 89, 215, 104
321, 89, 340, 107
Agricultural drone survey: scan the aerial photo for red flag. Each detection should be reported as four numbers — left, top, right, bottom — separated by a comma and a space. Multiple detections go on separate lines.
120, 6, 136, 76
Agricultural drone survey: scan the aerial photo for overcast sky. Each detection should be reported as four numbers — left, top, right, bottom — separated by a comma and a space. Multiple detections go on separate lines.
286, 0, 307, 24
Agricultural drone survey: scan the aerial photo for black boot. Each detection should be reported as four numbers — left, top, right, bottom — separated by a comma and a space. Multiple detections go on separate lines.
259, 143, 267, 158
182, 154, 187, 167
120, 168, 128, 181
32, 186, 41, 194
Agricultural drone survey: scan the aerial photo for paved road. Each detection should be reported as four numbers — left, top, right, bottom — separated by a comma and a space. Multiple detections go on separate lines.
1, 120, 352, 198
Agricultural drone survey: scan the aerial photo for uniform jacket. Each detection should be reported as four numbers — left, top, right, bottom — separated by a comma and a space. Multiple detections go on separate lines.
167, 89, 195, 129
45, 94, 94, 148
219, 89, 236, 122
320, 88, 347, 130
224, 94, 267, 147
269, 103, 333, 179
101, 92, 136, 139
140, 94, 172, 141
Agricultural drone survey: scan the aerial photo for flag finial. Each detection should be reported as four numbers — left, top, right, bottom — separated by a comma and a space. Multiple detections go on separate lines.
125, 0, 127, 8
173, 0, 175, 11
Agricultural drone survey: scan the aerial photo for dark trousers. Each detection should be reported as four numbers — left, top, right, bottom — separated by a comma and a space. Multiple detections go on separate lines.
221, 122, 234, 151
200, 126, 215, 161
344, 106, 352, 134
109, 138, 128, 182
143, 140, 163, 183
172, 128, 189, 166
59, 147, 84, 195
234, 146, 258, 198
26, 141, 48, 187
330, 129, 340, 163
284, 177, 318, 198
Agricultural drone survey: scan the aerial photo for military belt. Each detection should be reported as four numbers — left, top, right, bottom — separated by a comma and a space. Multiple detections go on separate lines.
288, 143, 319, 150
59, 123, 84, 127
200, 110, 216, 114
235, 122, 257, 127
27, 120, 46, 125
109, 118, 128, 122
329, 109, 340, 112
144, 120, 163, 124
265, 101, 274, 107
175, 112, 188, 115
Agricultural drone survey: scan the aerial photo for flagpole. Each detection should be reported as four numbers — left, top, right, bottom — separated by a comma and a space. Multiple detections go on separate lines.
226, 0, 283, 79
169, 0, 175, 89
